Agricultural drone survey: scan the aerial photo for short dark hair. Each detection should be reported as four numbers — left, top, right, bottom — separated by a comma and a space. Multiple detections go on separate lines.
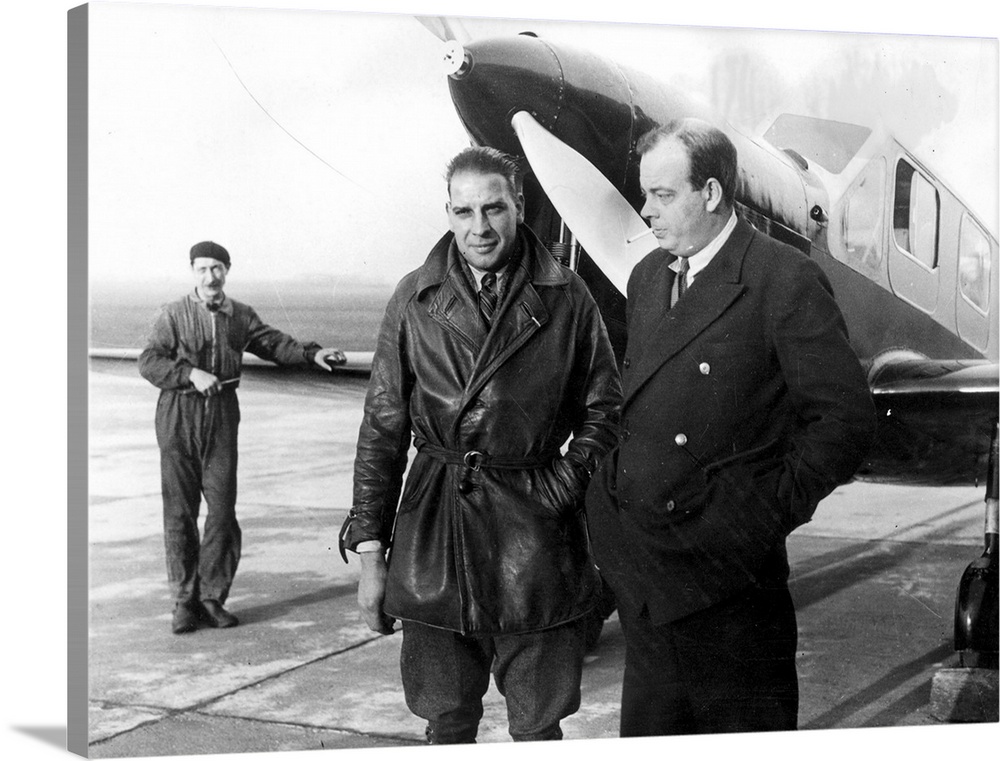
636, 119, 738, 206
445, 146, 523, 197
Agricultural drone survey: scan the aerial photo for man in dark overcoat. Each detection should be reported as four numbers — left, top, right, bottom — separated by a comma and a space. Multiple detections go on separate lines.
586, 119, 877, 735
341, 147, 621, 743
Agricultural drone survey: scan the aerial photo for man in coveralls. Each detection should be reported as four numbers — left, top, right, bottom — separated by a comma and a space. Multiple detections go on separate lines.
341, 147, 622, 743
140, 240, 346, 634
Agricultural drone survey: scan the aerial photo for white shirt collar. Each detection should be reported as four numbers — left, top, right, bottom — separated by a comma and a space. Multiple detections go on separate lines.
669, 210, 738, 283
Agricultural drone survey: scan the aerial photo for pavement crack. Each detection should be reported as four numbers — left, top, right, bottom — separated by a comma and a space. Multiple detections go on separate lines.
184, 709, 423, 744
89, 636, 391, 748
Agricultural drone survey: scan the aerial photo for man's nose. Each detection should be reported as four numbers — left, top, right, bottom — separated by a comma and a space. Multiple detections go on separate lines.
471, 211, 491, 235
640, 197, 655, 220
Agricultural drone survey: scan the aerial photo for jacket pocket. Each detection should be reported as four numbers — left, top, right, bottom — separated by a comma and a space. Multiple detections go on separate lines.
703, 437, 785, 476
527, 461, 578, 518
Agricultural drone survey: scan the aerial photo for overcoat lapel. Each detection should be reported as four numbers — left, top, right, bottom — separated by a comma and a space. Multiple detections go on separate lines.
426, 272, 485, 354
463, 274, 548, 403
422, 228, 566, 427
462, 229, 566, 403
417, 233, 486, 354
623, 220, 756, 406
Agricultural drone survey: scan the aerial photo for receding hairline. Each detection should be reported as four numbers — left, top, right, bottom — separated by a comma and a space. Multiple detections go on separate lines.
445, 146, 523, 197
446, 168, 522, 197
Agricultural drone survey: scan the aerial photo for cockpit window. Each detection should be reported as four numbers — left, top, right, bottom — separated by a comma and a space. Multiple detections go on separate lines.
763, 114, 872, 173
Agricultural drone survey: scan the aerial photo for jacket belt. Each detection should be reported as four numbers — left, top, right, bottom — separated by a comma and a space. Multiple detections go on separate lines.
416, 441, 558, 495
180, 377, 241, 395
337, 443, 560, 563
416, 441, 556, 469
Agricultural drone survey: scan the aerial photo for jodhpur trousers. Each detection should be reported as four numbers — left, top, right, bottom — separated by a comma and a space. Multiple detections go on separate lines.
155, 389, 241, 605
400, 618, 587, 743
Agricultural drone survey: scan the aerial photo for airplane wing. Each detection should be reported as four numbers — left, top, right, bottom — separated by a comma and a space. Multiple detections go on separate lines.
870, 359, 998, 396
88, 348, 374, 375
862, 358, 998, 484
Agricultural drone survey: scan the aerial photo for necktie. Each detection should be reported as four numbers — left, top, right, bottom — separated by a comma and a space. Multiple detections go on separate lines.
676, 257, 690, 303
479, 272, 498, 326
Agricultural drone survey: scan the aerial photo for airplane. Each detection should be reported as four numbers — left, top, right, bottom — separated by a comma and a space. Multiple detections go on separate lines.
422, 28, 999, 669
87, 14, 998, 672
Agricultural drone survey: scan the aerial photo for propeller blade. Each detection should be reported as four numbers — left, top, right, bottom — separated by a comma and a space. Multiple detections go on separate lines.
511, 111, 656, 294
416, 16, 471, 44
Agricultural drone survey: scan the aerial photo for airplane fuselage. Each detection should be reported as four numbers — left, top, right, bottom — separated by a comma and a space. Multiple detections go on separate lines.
446, 34, 999, 485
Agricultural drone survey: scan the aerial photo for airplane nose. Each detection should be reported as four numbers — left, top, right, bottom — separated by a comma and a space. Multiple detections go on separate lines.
446, 34, 637, 177
447, 35, 566, 158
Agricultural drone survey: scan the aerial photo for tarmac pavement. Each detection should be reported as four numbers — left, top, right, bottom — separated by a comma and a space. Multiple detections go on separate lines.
84, 359, 997, 757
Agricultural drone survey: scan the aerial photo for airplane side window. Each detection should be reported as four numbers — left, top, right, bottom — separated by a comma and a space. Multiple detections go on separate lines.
959, 214, 992, 313
845, 159, 885, 271
893, 159, 939, 269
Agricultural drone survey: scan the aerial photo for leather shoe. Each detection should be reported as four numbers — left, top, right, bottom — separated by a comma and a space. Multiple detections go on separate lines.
201, 600, 239, 628
171, 602, 201, 635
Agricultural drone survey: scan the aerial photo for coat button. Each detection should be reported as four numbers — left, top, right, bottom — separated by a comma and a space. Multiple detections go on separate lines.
699, 362, 711, 375
666, 499, 676, 511
674, 433, 687, 447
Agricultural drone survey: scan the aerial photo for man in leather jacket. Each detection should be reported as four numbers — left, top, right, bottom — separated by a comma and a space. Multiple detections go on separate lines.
340, 147, 622, 743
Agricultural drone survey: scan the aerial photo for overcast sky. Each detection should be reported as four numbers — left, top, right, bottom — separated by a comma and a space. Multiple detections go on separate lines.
86, 1, 998, 288
0, 3, 993, 761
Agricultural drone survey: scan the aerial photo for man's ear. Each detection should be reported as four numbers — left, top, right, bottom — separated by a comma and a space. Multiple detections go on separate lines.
703, 178, 724, 213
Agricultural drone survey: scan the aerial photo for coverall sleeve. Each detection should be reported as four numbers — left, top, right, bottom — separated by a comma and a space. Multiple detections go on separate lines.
243, 307, 321, 366
138, 305, 194, 390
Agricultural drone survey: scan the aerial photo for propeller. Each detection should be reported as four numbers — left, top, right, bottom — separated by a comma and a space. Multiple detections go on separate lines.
416, 16, 473, 77
510, 111, 656, 294
416, 16, 472, 44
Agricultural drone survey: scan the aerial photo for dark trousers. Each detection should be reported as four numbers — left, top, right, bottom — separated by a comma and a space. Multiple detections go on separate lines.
399, 618, 587, 743
618, 582, 799, 736
155, 390, 241, 605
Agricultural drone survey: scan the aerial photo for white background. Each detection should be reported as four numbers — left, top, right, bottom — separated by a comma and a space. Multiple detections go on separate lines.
3, 1, 998, 760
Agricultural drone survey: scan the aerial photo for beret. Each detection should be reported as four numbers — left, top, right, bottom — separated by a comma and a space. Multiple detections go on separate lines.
190, 241, 231, 266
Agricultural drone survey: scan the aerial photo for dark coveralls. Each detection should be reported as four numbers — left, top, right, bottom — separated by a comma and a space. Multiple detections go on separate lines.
139, 291, 320, 605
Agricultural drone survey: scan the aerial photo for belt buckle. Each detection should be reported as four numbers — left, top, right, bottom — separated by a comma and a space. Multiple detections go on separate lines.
463, 450, 485, 472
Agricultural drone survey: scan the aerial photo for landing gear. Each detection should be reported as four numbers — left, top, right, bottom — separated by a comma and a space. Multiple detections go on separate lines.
930, 421, 999, 722
954, 421, 998, 669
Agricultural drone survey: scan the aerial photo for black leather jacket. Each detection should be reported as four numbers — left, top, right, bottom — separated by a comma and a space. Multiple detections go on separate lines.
343, 227, 622, 635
